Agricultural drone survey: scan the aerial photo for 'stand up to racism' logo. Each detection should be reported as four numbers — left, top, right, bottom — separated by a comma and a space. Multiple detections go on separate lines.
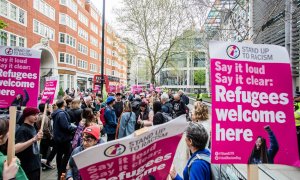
5, 48, 13, 55
104, 144, 126, 157
226, 45, 240, 59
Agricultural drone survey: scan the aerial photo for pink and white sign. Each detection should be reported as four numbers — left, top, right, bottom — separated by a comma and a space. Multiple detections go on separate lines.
41, 79, 57, 104
73, 115, 187, 180
209, 41, 300, 167
0, 46, 41, 108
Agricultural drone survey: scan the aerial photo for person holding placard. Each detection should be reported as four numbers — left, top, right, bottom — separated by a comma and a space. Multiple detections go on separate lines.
0, 117, 28, 180
169, 122, 211, 180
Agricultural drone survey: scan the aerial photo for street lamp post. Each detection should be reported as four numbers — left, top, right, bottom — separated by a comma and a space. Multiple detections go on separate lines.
100, 0, 106, 97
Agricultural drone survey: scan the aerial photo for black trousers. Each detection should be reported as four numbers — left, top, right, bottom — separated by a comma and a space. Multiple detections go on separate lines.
40, 138, 51, 159
107, 133, 116, 142
26, 169, 40, 180
55, 141, 72, 180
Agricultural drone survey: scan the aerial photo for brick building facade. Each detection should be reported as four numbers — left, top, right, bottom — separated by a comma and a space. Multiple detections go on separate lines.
0, 0, 127, 92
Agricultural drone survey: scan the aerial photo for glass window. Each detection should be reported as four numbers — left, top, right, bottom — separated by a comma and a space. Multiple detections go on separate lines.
33, 20, 39, 33
59, 75, 64, 89
66, 54, 69, 63
19, 9, 25, 24
10, 34, 17, 46
59, 33, 65, 43
10, 4, 17, 20
59, 53, 64, 62
19, 37, 25, 47
0, 31, 7, 46
0, 0, 8, 16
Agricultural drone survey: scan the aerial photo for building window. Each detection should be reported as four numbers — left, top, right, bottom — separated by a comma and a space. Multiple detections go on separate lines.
10, 34, 16, 46
33, 0, 55, 20
10, 4, 17, 20
59, 52, 76, 66
0, 31, 7, 46
78, 59, 87, 69
59, 75, 64, 89
0, 0, 27, 26
90, 8, 98, 22
59, 33, 76, 48
90, 36, 98, 47
78, 27, 88, 41
59, 13, 77, 31
90, 49, 98, 59
60, 0, 77, 14
18, 37, 25, 47
78, 11, 88, 27
90, 63, 97, 72
78, 43, 88, 55
0, 30, 26, 47
90, 22, 98, 34
33, 19, 55, 41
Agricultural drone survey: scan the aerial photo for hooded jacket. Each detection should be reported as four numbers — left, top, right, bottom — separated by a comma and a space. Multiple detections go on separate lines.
52, 109, 77, 143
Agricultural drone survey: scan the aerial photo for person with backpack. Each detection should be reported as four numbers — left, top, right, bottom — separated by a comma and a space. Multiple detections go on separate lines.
153, 101, 172, 125
169, 122, 211, 180
104, 96, 118, 141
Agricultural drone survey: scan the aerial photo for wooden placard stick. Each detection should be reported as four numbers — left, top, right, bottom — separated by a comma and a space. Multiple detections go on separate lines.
247, 164, 259, 180
7, 106, 16, 165
40, 103, 48, 133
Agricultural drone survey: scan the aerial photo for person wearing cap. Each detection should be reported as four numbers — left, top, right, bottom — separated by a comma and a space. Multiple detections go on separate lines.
113, 93, 124, 120
15, 107, 43, 180
104, 96, 118, 141
66, 125, 101, 180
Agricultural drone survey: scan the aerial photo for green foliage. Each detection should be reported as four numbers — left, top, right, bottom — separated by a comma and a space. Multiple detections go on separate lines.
57, 87, 65, 99
0, 20, 7, 29
194, 70, 206, 85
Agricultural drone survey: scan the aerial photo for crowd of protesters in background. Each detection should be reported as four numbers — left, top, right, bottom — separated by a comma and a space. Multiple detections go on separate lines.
0, 87, 212, 180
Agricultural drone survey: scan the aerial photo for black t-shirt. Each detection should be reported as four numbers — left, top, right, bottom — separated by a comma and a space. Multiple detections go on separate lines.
15, 123, 41, 174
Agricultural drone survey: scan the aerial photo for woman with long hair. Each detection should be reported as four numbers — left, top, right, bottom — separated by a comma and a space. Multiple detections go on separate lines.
117, 101, 136, 139
71, 108, 98, 149
0, 117, 28, 179
11, 89, 29, 107
248, 125, 279, 164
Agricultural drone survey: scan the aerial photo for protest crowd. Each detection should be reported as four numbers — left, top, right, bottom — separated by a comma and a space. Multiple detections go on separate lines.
0, 87, 215, 180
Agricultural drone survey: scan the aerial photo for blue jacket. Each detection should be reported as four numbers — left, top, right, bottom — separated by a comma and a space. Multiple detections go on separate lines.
52, 109, 77, 143
104, 106, 118, 134
174, 149, 211, 180
118, 112, 136, 139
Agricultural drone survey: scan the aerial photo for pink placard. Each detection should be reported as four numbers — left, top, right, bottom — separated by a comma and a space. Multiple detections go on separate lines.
209, 41, 300, 167
73, 115, 187, 180
41, 80, 57, 104
0, 46, 41, 108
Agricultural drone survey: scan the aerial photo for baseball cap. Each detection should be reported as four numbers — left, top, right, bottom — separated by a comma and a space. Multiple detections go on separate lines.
83, 125, 100, 140
106, 96, 115, 104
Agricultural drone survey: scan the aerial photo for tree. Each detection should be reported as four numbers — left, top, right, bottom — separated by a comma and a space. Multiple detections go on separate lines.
0, 20, 7, 29
194, 70, 206, 90
116, 0, 194, 85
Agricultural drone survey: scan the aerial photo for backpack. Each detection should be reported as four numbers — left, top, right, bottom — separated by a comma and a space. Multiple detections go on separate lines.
188, 153, 221, 180
99, 107, 107, 126
161, 112, 173, 123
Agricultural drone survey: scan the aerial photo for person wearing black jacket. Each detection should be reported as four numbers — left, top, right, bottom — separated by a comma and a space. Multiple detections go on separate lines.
172, 94, 187, 118
113, 93, 124, 121
67, 99, 82, 126
51, 100, 77, 180
178, 90, 189, 105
